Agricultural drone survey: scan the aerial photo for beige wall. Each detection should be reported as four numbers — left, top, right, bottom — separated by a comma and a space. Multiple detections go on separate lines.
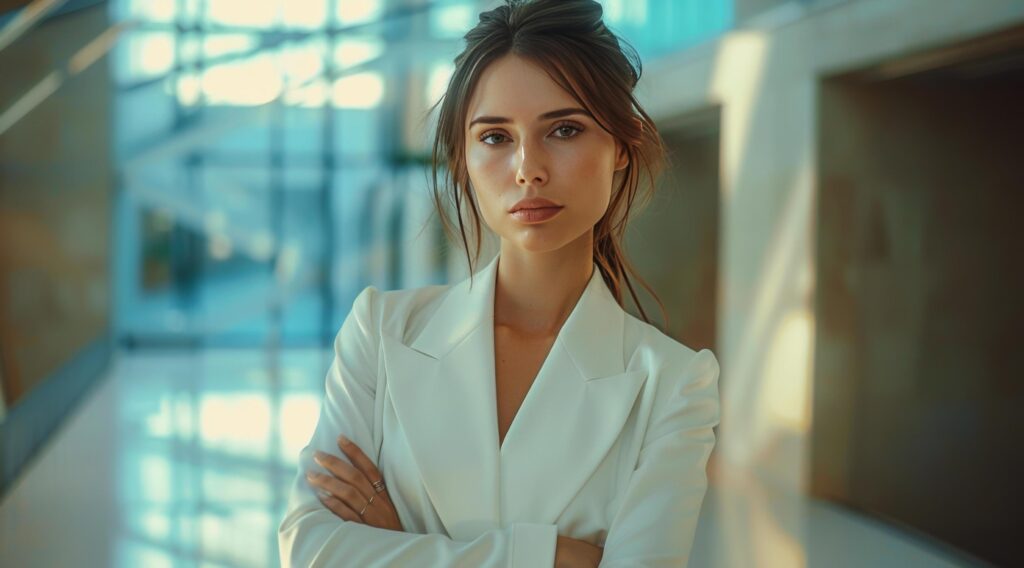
636, 0, 1024, 496
734, 0, 792, 22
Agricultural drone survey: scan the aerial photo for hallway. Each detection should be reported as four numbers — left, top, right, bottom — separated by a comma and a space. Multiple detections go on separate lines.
0, 349, 975, 567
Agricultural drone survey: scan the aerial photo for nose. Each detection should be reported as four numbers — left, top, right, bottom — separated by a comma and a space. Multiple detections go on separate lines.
515, 138, 548, 187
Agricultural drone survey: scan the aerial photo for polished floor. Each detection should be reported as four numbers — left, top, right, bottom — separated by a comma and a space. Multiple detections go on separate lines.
0, 349, 980, 567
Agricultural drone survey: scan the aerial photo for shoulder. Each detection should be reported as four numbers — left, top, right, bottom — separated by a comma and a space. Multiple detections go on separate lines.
622, 311, 720, 395
621, 313, 722, 440
351, 282, 453, 341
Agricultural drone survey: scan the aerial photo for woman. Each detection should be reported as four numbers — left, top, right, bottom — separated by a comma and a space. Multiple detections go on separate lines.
278, 1, 721, 566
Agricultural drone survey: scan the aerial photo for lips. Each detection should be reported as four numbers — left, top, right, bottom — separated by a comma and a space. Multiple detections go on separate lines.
509, 197, 562, 213
509, 205, 564, 223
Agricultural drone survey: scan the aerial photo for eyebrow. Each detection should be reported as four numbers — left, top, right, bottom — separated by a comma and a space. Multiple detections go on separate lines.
468, 107, 592, 128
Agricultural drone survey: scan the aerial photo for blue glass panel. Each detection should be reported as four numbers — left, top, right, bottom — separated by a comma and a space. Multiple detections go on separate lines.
599, 0, 734, 60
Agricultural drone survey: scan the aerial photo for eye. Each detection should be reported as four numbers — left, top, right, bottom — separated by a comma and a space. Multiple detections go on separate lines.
551, 121, 584, 139
479, 131, 509, 145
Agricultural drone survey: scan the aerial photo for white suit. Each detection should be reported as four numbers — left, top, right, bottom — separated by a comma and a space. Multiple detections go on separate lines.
278, 252, 721, 567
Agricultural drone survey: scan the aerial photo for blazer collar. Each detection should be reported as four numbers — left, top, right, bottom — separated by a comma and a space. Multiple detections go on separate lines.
410, 252, 626, 380
381, 252, 647, 539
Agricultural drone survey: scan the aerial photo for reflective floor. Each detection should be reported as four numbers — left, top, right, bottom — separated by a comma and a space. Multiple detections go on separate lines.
0, 350, 978, 567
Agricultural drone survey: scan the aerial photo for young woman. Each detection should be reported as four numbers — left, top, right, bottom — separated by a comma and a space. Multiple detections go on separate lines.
278, 1, 721, 566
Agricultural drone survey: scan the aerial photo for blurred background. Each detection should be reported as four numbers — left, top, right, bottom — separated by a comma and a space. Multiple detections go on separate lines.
0, 0, 1021, 566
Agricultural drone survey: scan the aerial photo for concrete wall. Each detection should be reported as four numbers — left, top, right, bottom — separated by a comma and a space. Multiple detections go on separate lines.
635, 0, 1024, 500
0, 7, 112, 409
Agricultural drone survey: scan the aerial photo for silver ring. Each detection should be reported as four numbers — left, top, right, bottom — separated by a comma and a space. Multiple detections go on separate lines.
372, 479, 386, 493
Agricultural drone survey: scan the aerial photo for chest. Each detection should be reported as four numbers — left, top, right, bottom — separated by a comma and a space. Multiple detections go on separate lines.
493, 326, 557, 447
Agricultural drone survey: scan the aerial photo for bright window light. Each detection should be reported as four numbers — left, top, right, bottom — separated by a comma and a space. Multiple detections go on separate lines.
201, 54, 282, 106
125, 0, 177, 23
430, 3, 474, 38
336, 0, 382, 26
121, 32, 176, 80
426, 61, 455, 106
205, 0, 277, 28
203, 33, 260, 59
280, 40, 326, 84
283, 0, 329, 29
283, 79, 329, 108
175, 74, 202, 106
331, 72, 384, 108
334, 38, 384, 69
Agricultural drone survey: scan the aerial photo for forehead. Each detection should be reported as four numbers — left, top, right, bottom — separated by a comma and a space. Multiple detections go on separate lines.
465, 54, 578, 126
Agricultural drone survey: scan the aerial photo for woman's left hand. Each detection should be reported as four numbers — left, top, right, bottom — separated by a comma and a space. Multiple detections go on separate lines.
306, 435, 405, 532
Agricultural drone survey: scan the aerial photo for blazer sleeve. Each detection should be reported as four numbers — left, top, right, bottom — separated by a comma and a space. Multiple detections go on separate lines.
277, 285, 558, 568
599, 348, 722, 568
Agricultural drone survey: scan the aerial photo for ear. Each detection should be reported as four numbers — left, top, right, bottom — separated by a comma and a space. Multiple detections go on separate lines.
614, 139, 630, 172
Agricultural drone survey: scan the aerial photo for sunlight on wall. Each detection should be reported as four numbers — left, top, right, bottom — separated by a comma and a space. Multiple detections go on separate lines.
764, 309, 814, 433
712, 31, 769, 204
712, 59, 819, 492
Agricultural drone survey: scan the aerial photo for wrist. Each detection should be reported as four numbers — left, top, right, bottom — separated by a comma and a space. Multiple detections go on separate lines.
555, 535, 601, 568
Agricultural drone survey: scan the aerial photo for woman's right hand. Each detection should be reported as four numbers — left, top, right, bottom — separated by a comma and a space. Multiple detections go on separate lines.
554, 535, 604, 568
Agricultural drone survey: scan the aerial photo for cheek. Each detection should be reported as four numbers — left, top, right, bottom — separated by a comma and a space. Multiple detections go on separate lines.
559, 138, 614, 175
466, 149, 510, 198
465, 149, 507, 224
466, 147, 497, 182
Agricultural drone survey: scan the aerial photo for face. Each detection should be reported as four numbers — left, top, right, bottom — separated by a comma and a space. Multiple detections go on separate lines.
463, 54, 629, 254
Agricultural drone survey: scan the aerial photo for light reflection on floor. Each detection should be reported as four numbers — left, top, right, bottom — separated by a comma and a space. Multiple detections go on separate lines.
0, 349, 977, 567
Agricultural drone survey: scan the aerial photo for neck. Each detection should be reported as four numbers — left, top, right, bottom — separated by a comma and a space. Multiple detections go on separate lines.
492, 233, 594, 335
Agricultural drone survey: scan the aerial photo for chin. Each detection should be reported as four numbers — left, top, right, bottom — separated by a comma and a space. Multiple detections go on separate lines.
506, 222, 596, 254
503, 229, 571, 254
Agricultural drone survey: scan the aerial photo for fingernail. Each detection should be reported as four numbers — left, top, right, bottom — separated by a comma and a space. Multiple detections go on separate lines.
338, 435, 350, 446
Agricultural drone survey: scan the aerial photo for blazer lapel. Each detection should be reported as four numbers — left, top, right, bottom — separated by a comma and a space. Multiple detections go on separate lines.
381, 253, 647, 540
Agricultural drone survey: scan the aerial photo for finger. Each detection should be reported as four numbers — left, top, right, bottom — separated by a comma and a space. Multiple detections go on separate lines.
313, 451, 376, 502
317, 491, 362, 523
336, 436, 388, 497
306, 471, 365, 511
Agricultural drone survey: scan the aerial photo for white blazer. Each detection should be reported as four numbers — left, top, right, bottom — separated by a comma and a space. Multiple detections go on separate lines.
278, 252, 721, 567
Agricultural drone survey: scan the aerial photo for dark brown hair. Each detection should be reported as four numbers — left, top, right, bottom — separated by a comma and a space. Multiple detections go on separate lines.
428, 0, 668, 325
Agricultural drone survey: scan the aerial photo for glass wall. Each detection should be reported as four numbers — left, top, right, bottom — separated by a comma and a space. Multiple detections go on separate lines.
601, 0, 733, 59
106, 0, 735, 347
108, 0, 466, 346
